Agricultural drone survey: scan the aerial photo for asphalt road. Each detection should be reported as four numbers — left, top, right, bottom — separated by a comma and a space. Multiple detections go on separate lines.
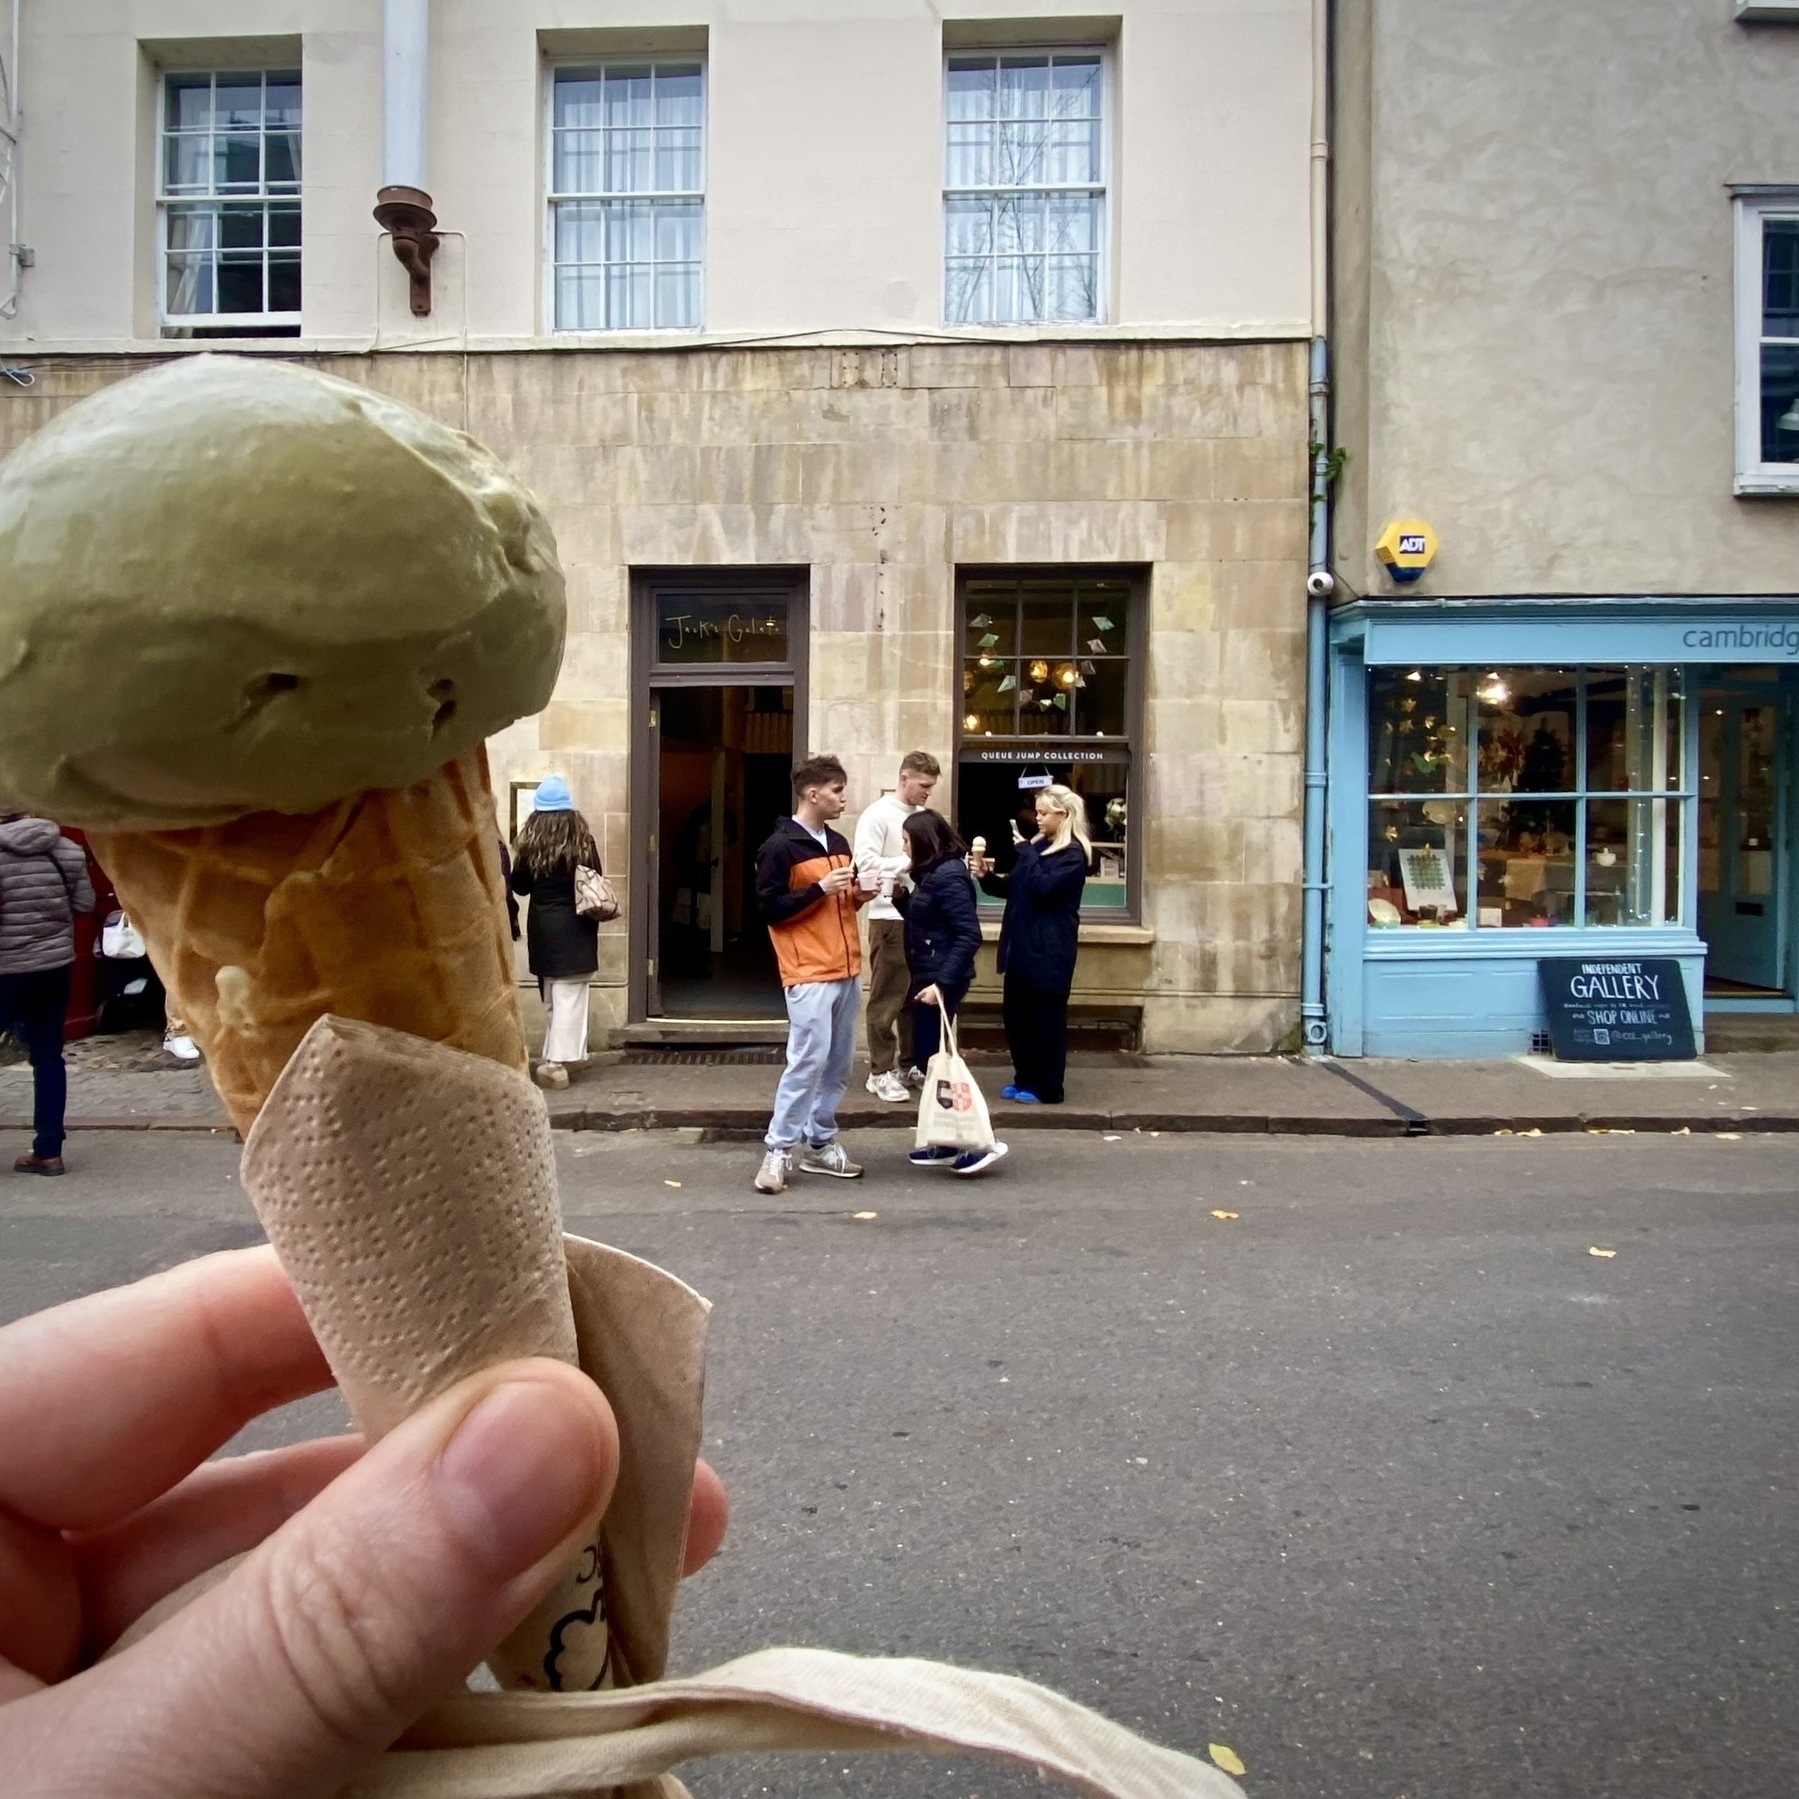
2, 1125, 1795, 1799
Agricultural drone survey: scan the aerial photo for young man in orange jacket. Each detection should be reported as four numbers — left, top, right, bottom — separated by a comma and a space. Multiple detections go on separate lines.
753, 755, 874, 1193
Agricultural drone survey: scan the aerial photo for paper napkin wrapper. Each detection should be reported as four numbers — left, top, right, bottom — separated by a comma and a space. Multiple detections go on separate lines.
239, 1016, 709, 1696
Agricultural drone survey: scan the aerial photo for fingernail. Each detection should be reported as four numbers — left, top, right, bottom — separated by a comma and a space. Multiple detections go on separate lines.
434, 1377, 605, 1576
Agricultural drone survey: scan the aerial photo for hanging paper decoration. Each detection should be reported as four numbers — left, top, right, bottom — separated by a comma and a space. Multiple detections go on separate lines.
1090, 616, 1115, 633
978, 633, 1000, 649
969, 612, 991, 627
1052, 693, 1069, 710
1088, 638, 1109, 655
997, 675, 1017, 692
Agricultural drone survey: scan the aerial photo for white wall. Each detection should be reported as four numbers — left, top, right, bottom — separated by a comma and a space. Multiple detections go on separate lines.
3, 0, 1314, 350
1333, 0, 1799, 597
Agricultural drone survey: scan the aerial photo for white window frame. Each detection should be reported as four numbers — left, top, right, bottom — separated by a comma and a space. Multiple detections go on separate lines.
543, 57, 707, 336
156, 67, 302, 336
941, 45, 1111, 330
1734, 189, 1799, 495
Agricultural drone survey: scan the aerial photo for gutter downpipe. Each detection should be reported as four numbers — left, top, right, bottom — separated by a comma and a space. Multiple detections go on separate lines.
374, 0, 441, 316
1300, 0, 1333, 1053
1, 0, 22, 320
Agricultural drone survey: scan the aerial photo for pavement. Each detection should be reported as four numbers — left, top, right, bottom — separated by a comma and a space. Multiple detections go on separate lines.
8, 1030, 1799, 1139
3, 1127, 1795, 1799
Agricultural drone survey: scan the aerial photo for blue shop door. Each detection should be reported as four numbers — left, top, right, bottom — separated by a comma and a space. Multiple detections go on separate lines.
1698, 692, 1790, 994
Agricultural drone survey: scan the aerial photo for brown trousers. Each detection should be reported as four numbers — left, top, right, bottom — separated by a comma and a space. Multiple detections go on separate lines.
864, 918, 914, 1073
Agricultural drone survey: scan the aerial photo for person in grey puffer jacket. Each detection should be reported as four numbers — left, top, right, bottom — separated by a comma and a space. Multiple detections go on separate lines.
0, 815, 95, 1175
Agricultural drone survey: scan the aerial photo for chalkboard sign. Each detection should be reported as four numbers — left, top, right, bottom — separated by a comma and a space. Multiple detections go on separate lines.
1539, 957, 1695, 1061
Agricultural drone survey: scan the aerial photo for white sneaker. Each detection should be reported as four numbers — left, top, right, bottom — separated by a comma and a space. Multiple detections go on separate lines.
798, 1141, 864, 1180
867, 1070, 910, 1103
163, 1032, 200, 1063
903, 1065, 926, 1089
534, 1062, 570, 1090
755, 1148, 792, 1194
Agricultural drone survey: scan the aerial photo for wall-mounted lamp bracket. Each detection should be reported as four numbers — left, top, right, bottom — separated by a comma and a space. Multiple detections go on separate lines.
373, 185, 440, 316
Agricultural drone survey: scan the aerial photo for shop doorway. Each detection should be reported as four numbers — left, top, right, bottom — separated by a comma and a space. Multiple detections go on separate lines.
1698, 682, 1793, 996
650, 684, 793, 1019
629, 570, 807, 1028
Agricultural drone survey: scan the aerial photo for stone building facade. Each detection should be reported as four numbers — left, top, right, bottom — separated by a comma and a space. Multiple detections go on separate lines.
0, 1, 1319, 1053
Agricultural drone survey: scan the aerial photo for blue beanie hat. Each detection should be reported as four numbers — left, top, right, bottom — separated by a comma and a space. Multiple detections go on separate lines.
532, 774, 574, 813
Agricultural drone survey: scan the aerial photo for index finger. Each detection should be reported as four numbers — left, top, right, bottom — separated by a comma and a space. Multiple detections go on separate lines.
0, 1247, 334, 1532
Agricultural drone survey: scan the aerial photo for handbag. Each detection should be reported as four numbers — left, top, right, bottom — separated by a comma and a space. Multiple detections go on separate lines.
574, 863, 619, 922
914, 1004, 994, 1153
100, 908, 147, 960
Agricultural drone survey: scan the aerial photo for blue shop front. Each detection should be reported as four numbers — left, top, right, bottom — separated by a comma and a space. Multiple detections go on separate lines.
1327, 597, 1799, 1055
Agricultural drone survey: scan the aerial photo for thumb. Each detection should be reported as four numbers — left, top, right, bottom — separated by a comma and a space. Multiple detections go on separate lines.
16, 1359, 617, 1799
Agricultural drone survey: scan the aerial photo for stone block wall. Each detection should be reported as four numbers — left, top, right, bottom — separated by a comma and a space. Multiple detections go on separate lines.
0, 339, 1309, 1051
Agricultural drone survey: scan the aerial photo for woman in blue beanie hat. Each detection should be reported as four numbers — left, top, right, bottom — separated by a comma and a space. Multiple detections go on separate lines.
509, 775, 601, 1088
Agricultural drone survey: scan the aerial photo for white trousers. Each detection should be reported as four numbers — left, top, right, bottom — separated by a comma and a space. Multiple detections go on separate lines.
542, 978, 591, 1065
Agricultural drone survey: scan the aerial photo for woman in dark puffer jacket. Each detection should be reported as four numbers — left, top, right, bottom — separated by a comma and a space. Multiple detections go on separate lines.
895, 810, 1004, 1175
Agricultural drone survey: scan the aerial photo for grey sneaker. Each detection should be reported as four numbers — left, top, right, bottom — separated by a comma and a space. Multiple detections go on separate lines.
798, 1141, 864, 1180
903, 1065, 926, 1088
754, 1148, 792, 1194
868, 1070, 911, 1103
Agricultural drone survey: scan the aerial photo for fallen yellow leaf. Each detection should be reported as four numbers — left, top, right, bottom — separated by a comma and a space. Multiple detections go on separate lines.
853, 1210, 878, 1220
1208, 1743, 1247, 1777
1716, 1132, 1742, 1141
1520, 1127, 1543, 1137
664, 1180, 683, 1188
1211, 1209, 1239, 1220
1588, 1246, 1617, 1258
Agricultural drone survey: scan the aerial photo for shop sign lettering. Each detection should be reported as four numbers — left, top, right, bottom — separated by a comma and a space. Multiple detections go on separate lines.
1539, 957, 1695, 1061
1681, 622, 1799, 655
662, 611, 784, 655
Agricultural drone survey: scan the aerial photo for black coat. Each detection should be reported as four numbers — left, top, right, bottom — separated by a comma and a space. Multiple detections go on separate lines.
509, 859, 599, 980
894, 857, 983, 993
979, 839, 1087, 992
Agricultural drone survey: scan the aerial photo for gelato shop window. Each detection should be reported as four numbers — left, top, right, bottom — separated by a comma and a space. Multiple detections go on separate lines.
1367, 667, 1687, 930
956, 570, 1140, 915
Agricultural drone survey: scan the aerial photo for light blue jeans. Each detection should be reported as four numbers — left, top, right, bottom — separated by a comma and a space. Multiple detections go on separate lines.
765, 977, 862, 1152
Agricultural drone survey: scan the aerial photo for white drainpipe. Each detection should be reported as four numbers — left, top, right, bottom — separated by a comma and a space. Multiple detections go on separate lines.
382, 0, 429, 192
0, 0, 24, 320
373, 0, 440, 316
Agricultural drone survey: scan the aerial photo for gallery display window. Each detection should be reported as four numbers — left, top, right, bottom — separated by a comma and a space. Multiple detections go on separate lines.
955, 569, 1141, 916
1366, 665, 1688, 931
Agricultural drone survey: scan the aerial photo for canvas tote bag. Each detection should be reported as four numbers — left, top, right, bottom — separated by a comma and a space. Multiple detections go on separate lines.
915, 1002, 994, 1153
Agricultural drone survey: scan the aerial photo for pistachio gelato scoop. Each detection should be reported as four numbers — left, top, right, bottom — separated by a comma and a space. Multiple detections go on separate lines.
0, 354, 565, 829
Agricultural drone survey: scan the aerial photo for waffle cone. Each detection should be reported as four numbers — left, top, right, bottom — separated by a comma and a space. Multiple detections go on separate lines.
91, 750, 527, 1133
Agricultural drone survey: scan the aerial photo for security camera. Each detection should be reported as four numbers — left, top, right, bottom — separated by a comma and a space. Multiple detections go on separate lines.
1305, 569, 1336, 599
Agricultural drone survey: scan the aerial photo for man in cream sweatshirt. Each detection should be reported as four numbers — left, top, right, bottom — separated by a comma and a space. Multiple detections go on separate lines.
852, 751, 940, 1101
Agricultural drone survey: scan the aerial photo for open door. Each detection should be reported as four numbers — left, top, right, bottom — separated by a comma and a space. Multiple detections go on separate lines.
652, 684, 792, 1019
630, 570, 807, 1029
1699, 689, 1791, 995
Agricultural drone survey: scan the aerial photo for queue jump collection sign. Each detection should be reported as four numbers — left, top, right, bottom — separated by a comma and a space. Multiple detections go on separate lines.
1538, 958, 1696, 1061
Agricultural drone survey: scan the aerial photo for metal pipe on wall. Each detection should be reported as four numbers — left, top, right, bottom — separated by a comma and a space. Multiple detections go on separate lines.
382, 0, 429, 192
0, 0, 23, 320
374, 0, 441, 317
1300, 0, 1333, 1053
